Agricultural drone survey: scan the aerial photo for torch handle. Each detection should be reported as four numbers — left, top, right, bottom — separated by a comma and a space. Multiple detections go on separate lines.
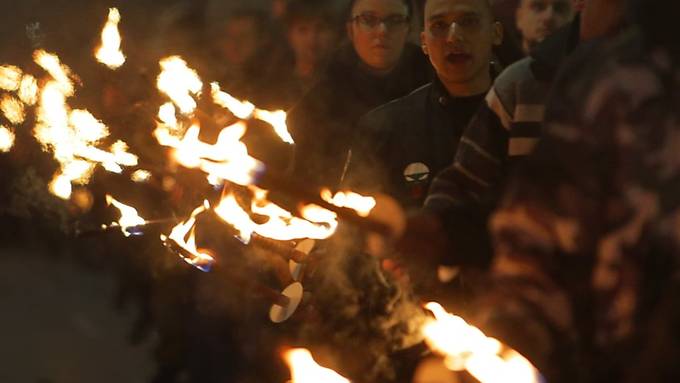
250, 233, 307, 263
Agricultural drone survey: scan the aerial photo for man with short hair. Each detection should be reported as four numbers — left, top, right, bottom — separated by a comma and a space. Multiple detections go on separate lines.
419, 0, 626, 268
344, 0, 502, 211
515, 0, 574, 53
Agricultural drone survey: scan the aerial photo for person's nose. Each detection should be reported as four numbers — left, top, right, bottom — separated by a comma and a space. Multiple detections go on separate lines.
375, 21, 388, 36
446, 22, 464, 43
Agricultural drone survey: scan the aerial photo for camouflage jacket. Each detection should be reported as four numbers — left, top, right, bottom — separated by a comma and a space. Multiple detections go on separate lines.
476, 29, 680, 383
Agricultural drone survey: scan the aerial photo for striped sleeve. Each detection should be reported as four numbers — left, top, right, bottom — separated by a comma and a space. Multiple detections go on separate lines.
424, 95, 509, 212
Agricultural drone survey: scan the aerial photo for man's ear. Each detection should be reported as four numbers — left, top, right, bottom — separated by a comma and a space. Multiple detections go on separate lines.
492, 21, 503, 46
420, 31, 428, 55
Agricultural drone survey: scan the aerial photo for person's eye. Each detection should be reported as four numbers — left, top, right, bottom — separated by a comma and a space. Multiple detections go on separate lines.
430, 20, 449, 31
359, 14, 380, 27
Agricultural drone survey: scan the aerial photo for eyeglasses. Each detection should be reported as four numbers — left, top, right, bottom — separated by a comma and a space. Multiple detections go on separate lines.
351, 13, 410, 31
426, 14, 483, 38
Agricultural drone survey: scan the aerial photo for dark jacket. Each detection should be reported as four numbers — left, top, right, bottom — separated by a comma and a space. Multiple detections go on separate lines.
286, 42, 431, 188
422, 21, 580, 267
343, 79, 486, 211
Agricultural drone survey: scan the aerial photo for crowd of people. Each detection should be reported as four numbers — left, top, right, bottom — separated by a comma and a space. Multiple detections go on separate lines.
1, 0, 678, 382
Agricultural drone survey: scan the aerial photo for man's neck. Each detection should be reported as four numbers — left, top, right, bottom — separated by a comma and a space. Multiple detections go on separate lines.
440, 70, 492, 98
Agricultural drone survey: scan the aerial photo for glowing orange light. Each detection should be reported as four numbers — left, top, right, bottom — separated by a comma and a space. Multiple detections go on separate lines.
422, 302, 540, 383
106, 194, 146, 236
0, 125, 15, 152
283, 349, 351, 383
95, 8, 126, 69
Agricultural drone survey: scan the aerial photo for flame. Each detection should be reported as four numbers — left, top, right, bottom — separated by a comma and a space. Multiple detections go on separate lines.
283, 349, 351, 383
214, 187, 337, 243
320, 189, 376, 217
160, 202, 214, 271
106, 194, 146, 236
157, 56, 202, 115
211, 83, 294, 144
422, 302, 540, 383
0, 65, 22, 91
33, 50, 76, 96
49, 173, 74, 199
1, 95, 25, 125
95, 8, 126, 69
158, 122, 263, 186
252, 108, 294, 144
131, 169, 152, 183
210, 82, 255, 119
18, 74, 38, 105
33, 62, 137, 199
0, 125, 15, 152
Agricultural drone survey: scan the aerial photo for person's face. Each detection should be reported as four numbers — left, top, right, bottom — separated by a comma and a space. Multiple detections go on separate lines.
421, 0, 502, 92
218, 17, 261, 67
288, 18, 337, 70
516, 0, 574, 49
346, 0, 411, 73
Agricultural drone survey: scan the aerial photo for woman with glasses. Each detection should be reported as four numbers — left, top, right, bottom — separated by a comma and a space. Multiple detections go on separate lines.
285, 0, 431, 188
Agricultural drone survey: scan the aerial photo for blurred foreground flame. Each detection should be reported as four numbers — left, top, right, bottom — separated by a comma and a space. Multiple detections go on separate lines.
283, 348, 351, 383
422, 302, 540, 383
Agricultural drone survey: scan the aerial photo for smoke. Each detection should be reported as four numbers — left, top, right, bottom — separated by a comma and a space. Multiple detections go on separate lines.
297, 223, 427, 382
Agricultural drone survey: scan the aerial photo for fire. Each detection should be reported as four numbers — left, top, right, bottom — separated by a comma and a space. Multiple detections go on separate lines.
131, 169, 152, 183
32, 54, 138, 199
157, 56, 202, 115
252, 109, 293, 144
0, 65, 22, 91
18, 74, 38, 105
422, 302, 540, 383
160, 202, 215, 272
0, 125, 15, 152
158, 122, 264, 186
95, 8, 126, 69
106, 194, 146, 236
210, 83, 294, 144
320, 189, 376, 217
214, 187, 337, 243
283, 349, 351, 383
1, 95, 25, 125
33, 50, 77, 96
210, 82, 255, 119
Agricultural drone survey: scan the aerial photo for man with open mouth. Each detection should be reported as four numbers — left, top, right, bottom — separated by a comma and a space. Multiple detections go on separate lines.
344, 0, 502, 211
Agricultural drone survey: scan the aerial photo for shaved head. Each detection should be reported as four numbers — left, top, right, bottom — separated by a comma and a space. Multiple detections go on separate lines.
421, 0, 493, 17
